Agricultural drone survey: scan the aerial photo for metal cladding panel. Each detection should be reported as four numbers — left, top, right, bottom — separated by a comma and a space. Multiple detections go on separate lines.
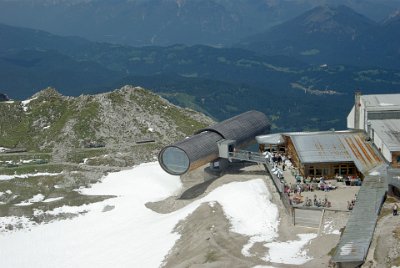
171, 131, 223, 163
370, 119, 400, 151
198, 110, 270, 146
362, 94, 400, 111
159, 110, 270, 175
159, 131, 223, 174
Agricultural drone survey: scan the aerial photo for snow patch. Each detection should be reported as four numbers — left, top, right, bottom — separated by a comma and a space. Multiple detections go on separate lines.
39, 204, 92, 216
21, 97, 37, 112
0, 216, 36, 232
15, 194, 45, 206
263, 233, 317, 265
323, 220, 340, 235
0, 147, 10, 153
369, 171, 380, 176
0, 162, 314, 267
0, 172, 62, 181
42, 197, 64, 203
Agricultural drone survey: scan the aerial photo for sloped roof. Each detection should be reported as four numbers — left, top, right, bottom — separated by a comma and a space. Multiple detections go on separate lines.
370, 119, 400, 151
362, 94, 400, 111
256, 133, 285, 145
197, 110, 270, 145
288, 131, 383, 173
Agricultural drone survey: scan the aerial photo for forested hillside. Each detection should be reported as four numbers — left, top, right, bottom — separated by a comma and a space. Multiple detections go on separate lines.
1, 23, 400, 132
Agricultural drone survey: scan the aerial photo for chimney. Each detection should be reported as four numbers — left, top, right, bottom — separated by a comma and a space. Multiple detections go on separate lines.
354, 90, 361, 129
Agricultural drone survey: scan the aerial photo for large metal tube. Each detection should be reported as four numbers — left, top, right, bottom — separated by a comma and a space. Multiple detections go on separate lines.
158, 110, 270, 175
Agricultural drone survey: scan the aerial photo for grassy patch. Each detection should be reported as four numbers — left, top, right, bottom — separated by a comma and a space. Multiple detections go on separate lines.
130, 88, 209, 136
378, 207, 392, 220
0, 153, 51, 162
328, 245, 337, 256
67, 148, 108, 164
204, 250, 218, 263
392, 256, 400, 267
0, 163, 65, 175
393, 225, 400, 240
108, 91, 125, 105
73, 101, 100, 140
385, 196, 398, 203
0, 91, 78, 151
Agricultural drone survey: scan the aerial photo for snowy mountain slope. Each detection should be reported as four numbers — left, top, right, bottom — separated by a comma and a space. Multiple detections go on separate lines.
0, 162, 317, 267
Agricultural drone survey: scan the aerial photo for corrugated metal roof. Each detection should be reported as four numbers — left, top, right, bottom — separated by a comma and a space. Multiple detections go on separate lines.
370, 119, 400, 151
290, 132, 352, 163
289, 132, 383, 173
340, 134, 384, 174
197, 110, 270, 144
362, 94, 400, 111
169, 131, 223, 164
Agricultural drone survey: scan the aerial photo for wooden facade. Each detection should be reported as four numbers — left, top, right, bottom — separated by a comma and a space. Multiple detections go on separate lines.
303, 162, 359, 178
392, 152, 400, 168
284, 135, 361, 179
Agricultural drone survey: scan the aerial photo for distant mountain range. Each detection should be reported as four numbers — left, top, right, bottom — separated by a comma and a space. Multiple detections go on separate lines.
237, 5, 400, 69
0, 0, 399, 47
1, 22, 400, 133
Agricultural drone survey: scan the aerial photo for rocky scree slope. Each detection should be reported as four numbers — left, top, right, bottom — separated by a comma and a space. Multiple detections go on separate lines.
0, 85, 214, 166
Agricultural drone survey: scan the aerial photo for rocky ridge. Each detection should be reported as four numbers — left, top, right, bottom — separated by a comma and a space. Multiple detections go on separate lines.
0, 85, 214, 222
0, 85, 214, 165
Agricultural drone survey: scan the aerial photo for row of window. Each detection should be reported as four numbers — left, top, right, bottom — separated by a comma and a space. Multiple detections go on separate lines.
305, 163, 357, 178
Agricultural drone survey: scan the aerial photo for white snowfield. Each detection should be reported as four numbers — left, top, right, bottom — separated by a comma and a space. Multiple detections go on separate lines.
0, 162, 315, 267
21, 97, 37, 112
0, 172, 62, 181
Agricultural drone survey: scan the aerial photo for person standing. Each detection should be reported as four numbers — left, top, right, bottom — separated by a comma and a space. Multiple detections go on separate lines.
393, 203, 398, 216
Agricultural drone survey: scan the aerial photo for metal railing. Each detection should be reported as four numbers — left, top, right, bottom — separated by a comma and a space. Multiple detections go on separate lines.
228, 150, 293, 214
228, 150, 267, 164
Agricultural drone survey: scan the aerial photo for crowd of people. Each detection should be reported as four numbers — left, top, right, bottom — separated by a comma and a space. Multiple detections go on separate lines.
303, 194, 331, 208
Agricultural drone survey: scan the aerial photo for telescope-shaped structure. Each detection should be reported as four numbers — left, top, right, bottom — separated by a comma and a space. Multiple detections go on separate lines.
158, 110, 270, 175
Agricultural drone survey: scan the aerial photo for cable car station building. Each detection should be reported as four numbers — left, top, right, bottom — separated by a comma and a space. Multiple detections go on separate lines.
158, 110, 270, 176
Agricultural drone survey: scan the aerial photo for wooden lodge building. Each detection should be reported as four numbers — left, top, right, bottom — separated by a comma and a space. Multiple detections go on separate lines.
257, 130, 384, 179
